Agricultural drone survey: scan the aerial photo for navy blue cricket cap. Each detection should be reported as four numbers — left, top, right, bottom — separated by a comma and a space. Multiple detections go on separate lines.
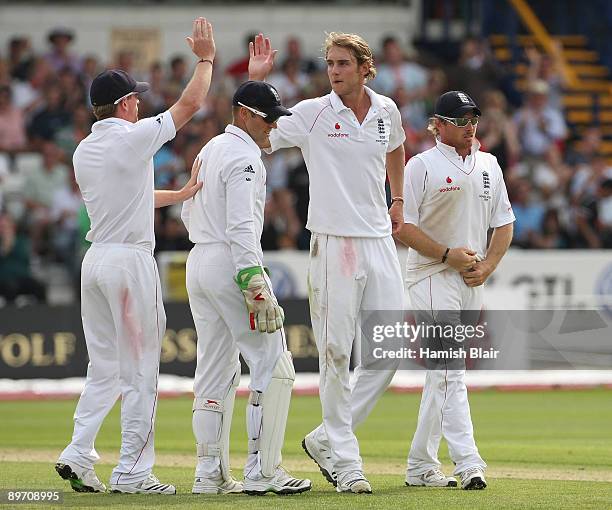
233, 81, 292, 123
435, 90, 481, 118
90, 69, 149, 107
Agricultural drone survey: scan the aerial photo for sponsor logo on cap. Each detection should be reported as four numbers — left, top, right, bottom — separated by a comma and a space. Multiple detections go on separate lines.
457, 92, 471, 104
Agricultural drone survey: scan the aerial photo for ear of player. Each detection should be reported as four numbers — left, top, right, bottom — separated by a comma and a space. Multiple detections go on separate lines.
235, 266, 285, 333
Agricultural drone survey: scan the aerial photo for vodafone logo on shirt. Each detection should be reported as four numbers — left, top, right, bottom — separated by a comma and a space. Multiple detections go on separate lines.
438, 186, 461, 193
328, 122, 349, 138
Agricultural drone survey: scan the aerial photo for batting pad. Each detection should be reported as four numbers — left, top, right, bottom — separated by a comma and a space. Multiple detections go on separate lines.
193, 366, 240, 481
247, 351, 295, 477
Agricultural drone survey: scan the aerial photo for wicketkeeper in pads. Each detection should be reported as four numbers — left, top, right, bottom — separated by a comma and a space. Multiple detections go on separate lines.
181, 80, 311, 496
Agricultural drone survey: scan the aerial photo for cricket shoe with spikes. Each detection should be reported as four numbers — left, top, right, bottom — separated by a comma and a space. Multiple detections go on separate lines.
336, 471, 372, 494
459, 467, 487, 490
302, 431, 337, 486
55, 461, 106, 493
243, 467, 311, 496
192, 474, 244, 494
405, 469, 458, 487
110, 473, 176, 494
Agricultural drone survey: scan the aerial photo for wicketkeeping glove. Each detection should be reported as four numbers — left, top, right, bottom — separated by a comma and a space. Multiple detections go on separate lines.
235, 266, 285, 333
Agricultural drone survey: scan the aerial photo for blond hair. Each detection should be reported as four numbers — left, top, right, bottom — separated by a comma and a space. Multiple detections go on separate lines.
92, 103, 117, 121
427, 116, 440, 138
324, 32, 376, 81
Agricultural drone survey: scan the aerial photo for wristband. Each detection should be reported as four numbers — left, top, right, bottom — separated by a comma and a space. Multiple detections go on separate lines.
441, 247, 450, 264
198, 59, 213, 66
391, 197, 404, 204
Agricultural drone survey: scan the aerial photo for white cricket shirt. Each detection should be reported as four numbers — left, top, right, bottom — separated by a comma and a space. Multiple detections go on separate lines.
403, 139, 515, 286
73, 110, 176, 250
268, 86, 405, 237
181, 125, 265, 273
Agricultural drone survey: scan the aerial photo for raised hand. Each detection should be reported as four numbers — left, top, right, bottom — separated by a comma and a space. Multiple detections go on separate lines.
248, 33, 277, 81
186, 17, 216, 62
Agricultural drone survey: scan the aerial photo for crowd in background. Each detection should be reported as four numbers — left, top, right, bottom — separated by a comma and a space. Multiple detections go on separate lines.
0, 28, 611, 305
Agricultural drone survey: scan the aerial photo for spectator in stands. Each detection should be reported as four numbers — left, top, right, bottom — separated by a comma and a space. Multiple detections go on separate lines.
268, 57, 309, 107
371, 35, 428, 103
28, 84, 71, 145
477, 89, 521, 172
449, 36, 504, 106
509, 178, 546, 248
8, 36, 33, 82
0, 212, 47, 305
144, 61, 168, 114
226, 32, 258, 83
80, 55, 100, 108
524, 42, 567, 112
11, 57, 52, 115
565, 127, 602, 166
23, 141, 69, 255
45, 27, 81, 74
0, 84, 27, 153
530, 208, 569, 248
57, 66, 86, 112
168, 55, 189, 91
54, 104, 94, 161
285, 36, 319, 74
50, 168, 82, 277
575, 178, 612, 248
513, 79, 567, 159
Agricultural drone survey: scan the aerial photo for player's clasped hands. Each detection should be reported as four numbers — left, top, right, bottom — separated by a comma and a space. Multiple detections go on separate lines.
235, 267, 285, 333
186, 17, 216, 62
446, 247, 478, 273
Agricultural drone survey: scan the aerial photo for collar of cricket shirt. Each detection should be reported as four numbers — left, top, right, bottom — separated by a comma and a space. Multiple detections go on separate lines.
435, 137, 481, 159
225, 124, 261, 155
329, 86, 384, 115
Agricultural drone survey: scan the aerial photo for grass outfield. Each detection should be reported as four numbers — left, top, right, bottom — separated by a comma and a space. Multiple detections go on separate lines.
0, 389, 611, 509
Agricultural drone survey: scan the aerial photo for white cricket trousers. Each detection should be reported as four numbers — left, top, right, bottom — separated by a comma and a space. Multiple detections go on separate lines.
186, 244, 285, 396
186, 244, 286, 479
407, 269, 487, 477
308, 234, 404, 475
59, 243, 166, 485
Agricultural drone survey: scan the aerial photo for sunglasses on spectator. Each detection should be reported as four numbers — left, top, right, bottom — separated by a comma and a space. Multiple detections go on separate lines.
435, 115, 479, 127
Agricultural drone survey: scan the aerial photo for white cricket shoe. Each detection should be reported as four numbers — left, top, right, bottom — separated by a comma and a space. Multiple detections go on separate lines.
192, 474, 244, 494
243, 467, 312, 495
459, 466, 487, 490
302, 432, 337, 486
336, 471, 372, 494
406, 469, 458, 487
110, 473, 176, 494
55, 461, 106, 493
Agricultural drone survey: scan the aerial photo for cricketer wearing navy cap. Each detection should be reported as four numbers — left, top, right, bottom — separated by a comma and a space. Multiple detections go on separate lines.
232, 80, 292, 123
434, 90, 482, 121
180, 78, 311, 495
90, 69, 150, 107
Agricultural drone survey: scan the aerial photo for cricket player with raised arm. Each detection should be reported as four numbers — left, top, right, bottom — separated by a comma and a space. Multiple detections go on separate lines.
249, 33, 406, 493
55, 18, 215, 495
397, 91, 515, 489
181, 81, 311, 496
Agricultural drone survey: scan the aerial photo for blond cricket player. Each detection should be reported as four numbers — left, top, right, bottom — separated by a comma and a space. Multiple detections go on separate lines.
397, 91, 515, 489
56, 18, 215, 495
249, 33, 406, 493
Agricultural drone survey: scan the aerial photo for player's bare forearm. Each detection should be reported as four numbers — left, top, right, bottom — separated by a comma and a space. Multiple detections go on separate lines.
386, 145, 405, 199
397, 223, 446, 260
485, 223, 514, 270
